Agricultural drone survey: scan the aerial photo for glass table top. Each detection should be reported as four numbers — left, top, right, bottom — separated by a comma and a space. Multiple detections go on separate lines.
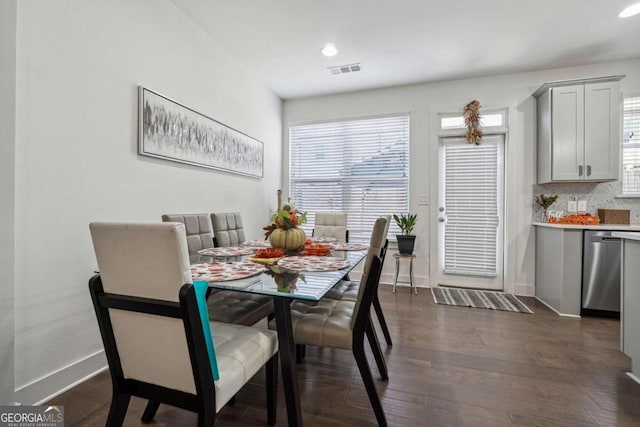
189, 250, 367, 301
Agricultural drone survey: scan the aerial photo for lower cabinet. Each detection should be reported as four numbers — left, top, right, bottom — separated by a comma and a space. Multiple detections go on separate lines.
619, 237, 640, 380
535, 226, 583, 317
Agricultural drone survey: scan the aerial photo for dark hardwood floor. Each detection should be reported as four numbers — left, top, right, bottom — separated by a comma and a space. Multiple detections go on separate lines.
48, 286, 640, 426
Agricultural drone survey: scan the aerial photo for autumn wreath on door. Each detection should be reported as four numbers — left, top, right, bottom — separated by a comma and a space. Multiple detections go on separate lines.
464, 100, 482, 145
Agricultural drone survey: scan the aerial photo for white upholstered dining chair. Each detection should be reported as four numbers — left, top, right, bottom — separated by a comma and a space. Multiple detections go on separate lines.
313, 211, 349, 242
89, 222, 278, 426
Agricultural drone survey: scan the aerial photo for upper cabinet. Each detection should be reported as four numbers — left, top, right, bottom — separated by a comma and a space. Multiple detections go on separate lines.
533, 76, 624, 184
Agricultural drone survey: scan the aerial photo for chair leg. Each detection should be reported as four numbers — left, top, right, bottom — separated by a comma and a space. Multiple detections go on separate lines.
196, 412, 216, 427
266, 353, 279, 426
141, 401, 160, 423
106, 391, 131, 426
366, 321, 388, 381
353, 343, 387, 427
296, 344, 305, 364
372, 295, 393, 346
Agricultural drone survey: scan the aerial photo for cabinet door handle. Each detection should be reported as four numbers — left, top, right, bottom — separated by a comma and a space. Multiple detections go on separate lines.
578, 165, 583, 176
586, 165, 591, 176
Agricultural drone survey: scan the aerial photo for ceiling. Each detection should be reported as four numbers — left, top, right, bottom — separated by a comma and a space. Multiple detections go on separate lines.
171, 0, 640, 100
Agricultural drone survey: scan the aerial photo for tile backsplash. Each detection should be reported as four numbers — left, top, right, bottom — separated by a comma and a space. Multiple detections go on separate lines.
532, 181, 640, 223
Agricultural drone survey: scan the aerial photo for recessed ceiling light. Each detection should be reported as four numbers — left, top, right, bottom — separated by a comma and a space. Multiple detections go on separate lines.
321, 43, 338, 57
619, 1, 640, 17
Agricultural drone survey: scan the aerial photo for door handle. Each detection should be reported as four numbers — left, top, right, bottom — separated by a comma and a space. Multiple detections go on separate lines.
438, 218, 445, 222
578, 165, 583, 176
586, 165, 591, 176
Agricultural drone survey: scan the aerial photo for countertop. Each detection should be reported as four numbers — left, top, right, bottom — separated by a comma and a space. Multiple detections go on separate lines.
612, 232, 640, 241
532, 222, 640, 230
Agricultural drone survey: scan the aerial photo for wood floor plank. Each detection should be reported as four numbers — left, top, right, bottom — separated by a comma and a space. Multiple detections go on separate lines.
48, 286, 640, 426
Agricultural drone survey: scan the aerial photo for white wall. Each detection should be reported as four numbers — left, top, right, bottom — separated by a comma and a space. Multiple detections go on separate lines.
0, 0, 17, 405
283, 58, 640, 295
13, 0, 282, 404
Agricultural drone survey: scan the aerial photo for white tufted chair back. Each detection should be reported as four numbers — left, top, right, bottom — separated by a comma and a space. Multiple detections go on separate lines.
90, 222, 197, 394
314, 212, 348, 242
211, 213, 246, 247
161, 214, 214, 254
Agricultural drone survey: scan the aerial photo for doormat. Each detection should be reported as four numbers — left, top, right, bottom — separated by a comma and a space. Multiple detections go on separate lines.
431, 287, 533, 314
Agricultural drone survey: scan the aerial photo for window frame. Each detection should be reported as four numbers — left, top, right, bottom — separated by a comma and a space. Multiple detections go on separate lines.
620, 91, 640, 197
287, 113, 411, 243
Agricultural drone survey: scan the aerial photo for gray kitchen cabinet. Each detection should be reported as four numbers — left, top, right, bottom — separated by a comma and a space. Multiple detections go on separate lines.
534, 76, 623, 184
612, 232, 640, 382
535, 225, 583, 316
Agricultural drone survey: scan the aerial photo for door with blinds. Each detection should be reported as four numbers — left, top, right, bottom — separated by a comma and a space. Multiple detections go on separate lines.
435, 134, 504, 290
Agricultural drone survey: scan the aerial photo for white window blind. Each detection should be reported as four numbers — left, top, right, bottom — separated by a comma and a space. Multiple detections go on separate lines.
623, 96, 640, 194
289, 115, 409, 243
443, 137, 500, 276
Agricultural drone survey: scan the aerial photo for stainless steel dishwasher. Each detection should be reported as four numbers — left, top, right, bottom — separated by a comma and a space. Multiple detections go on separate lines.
582, 230, 621, 314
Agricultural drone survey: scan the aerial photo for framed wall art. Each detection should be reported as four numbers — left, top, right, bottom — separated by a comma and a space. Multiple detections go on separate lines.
138, 86, 263, 178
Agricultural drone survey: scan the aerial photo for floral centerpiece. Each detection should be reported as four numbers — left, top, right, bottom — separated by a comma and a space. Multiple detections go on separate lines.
263, 202, 308, 251
264, 265, 305, 293
535, 194, 558, 222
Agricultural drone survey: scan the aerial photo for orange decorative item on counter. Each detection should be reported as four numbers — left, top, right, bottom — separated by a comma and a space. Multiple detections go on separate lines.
548, 214, 600, 225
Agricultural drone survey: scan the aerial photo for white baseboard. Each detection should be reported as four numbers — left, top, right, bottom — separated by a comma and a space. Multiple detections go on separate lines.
15, 350, 107, 405
626, 372, 640, 385
380, 273, 430, 288
514, 283, 534, 297
534, 296, 581, 318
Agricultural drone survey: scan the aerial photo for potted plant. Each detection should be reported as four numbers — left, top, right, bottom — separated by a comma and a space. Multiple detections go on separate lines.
393, 213, 417, 255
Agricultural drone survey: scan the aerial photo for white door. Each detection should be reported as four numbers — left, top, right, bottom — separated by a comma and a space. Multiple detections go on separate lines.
434, 134, 505, 290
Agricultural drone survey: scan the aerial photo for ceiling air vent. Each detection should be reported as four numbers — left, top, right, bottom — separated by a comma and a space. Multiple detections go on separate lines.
328, 63, 362, 75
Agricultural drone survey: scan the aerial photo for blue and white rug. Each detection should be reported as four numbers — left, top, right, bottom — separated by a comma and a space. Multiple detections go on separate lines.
432, 287, 533, 314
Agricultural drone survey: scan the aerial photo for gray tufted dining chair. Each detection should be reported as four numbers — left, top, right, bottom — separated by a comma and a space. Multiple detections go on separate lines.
270, 217, 388, 426
162, 213, 273, 327
323, 215, 393, 346
210, 212, 246, 247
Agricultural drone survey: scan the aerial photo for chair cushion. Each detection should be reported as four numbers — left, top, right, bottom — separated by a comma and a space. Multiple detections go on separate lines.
269, 299, 356, 350
323, 280, 359, 302
161, 214, 214, 254
211, 321, 278, 412
207, 290, 273, 326
211, 213, 246, 247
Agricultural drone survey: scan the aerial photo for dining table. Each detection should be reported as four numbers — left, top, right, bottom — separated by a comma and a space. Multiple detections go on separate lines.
189, 245, 368, 427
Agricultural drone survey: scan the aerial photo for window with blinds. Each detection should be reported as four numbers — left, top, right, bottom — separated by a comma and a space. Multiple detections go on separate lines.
442, 136, 501, 276
289, 115, 409, 243
623, 96, 640, 194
